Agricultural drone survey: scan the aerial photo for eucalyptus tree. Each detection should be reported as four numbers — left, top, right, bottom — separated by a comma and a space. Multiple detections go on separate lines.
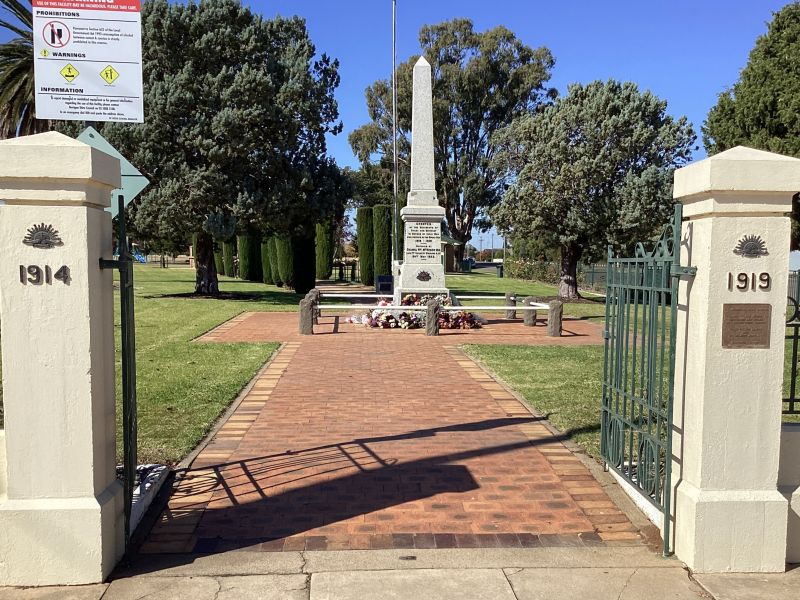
0, 0, 50, 137
492, 80, 695, 298
349, 18, 555, 260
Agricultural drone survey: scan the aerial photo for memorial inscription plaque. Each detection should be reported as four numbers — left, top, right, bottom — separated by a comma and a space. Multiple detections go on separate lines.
721, 303, 771, 349
405, 222, 441, 263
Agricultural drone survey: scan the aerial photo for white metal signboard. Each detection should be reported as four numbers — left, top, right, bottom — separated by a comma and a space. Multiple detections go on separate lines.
32, 0, 144, 123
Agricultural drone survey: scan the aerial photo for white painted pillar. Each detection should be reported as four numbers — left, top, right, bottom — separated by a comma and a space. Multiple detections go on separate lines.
0, 132, 123, 585
671, 146, 800, 572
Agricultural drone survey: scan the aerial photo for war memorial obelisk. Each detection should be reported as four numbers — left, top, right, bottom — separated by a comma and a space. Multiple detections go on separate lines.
393, 56, 448, 302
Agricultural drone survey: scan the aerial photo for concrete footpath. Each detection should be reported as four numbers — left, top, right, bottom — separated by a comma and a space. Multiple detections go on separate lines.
1, 546, 798, 599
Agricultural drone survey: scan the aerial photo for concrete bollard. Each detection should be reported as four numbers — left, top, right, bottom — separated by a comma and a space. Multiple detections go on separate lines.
306, 289, 320, 324
505, 291, 517, 319
523, 296, 537, 326
547, 300, 563, 337
299, 297, 315, 335
426, 298, 441, 336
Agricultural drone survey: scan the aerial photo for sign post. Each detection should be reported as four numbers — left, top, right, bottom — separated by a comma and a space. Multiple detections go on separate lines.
32, 0, 144, 123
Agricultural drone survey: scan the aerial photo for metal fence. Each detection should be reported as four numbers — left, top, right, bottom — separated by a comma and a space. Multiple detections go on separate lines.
784, 271, 800, 415
580, 263, 607, 292
332, 261, 360, 283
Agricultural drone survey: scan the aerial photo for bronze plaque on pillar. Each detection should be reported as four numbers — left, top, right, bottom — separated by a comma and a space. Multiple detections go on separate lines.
721, 303, 772, 349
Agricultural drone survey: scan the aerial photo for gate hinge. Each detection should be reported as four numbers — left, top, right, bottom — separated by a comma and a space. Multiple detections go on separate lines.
100, 258, 121, 270
671, 265, 697, 278
602, 330, 610, 339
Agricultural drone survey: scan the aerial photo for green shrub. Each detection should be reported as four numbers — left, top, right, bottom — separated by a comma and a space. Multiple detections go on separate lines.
293, 233, 317, 294
261, 240, 273, 284
276, 237, 294, 289
505, 259, 560, 284
315, 220, 335, 280
268, 237, 283, 287
214, 242, 225, 275
372, 204, 392, 277
356, 206, 374, 286
222, 240, 236, 278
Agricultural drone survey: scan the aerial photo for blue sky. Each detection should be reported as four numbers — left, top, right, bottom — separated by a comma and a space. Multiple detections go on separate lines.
249, 0, 792, 248
3, 1, 793, 248
250, 0, 793, 170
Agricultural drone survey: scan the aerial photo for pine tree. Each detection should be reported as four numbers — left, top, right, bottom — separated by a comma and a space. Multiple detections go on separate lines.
492, 80, 694, 298
78, 0, 342, 294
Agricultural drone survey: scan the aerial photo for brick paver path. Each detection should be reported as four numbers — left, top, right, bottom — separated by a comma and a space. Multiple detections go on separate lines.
143, 312, 642, 553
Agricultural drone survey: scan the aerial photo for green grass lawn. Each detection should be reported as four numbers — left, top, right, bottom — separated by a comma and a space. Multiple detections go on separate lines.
118, 265, 306, 463
465, 344, 605, 458
446, 270, 607, 321
0, 265, 302, 464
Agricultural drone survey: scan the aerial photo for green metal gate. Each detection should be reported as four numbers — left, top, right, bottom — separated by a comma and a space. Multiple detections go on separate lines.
100, 194, 137, 556
600, 204, 694, 556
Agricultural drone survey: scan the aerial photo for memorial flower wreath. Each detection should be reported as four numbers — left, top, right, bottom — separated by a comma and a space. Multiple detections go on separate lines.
346, 294, 481, 330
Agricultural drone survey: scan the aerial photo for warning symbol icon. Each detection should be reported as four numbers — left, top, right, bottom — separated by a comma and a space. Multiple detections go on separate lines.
59, 63, 79, 83
100, 65, 119, 84
40, 49, 49, 58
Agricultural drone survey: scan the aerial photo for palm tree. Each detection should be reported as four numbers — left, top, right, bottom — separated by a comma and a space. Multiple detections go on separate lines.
0, 1, 48, 138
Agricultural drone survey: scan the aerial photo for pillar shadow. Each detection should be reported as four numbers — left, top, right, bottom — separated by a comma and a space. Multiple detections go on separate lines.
117, 416, 603, 578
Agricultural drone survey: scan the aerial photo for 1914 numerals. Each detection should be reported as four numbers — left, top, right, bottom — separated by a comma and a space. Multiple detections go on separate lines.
19, 265, 71, 285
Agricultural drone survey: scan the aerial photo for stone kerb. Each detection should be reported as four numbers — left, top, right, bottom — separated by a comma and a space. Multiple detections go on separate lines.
0, 132, 123, 585
671, 146, 799, 573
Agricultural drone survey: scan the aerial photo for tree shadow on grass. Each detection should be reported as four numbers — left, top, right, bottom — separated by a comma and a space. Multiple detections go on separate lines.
141, 290, 303, 304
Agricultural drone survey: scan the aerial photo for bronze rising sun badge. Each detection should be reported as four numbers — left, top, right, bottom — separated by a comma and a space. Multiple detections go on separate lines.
22, 223, 64, 249
733, 234, 768, 258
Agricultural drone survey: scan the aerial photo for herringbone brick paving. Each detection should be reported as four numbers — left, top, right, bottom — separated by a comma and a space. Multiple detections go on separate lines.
142, 312, 641, 553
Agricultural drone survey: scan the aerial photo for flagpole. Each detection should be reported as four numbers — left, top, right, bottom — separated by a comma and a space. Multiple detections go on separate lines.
391, 0, 399, 262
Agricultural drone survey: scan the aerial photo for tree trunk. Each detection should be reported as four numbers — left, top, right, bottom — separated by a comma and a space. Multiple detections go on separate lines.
195, 231, 219, 295
558, 243, 582, 299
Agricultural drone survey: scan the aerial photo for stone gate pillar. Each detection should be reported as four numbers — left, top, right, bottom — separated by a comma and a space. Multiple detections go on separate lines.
671, 146, 800, 572
0, 132, 123, 585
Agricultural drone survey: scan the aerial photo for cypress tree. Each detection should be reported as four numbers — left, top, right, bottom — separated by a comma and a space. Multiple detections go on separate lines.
356, 206, 374, 286
237, 234, 252, 280
293, 231, 317, 294
237, 233, 263, 282
222, 240, 236, 278
268, 237, 283, 287
276, 237, 294, 289
315, 220, 335, 280
261, 240, 273, 284
249, 234, 262, 282
214, 242, 225, 276
372, 204, 392, 277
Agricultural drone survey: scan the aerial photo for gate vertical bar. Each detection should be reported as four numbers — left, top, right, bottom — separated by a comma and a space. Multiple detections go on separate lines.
117, 194, 137, 554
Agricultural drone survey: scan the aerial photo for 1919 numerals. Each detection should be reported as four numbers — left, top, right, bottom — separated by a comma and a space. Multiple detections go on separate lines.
727, 272, 770, 291
19, 265, 71, 286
